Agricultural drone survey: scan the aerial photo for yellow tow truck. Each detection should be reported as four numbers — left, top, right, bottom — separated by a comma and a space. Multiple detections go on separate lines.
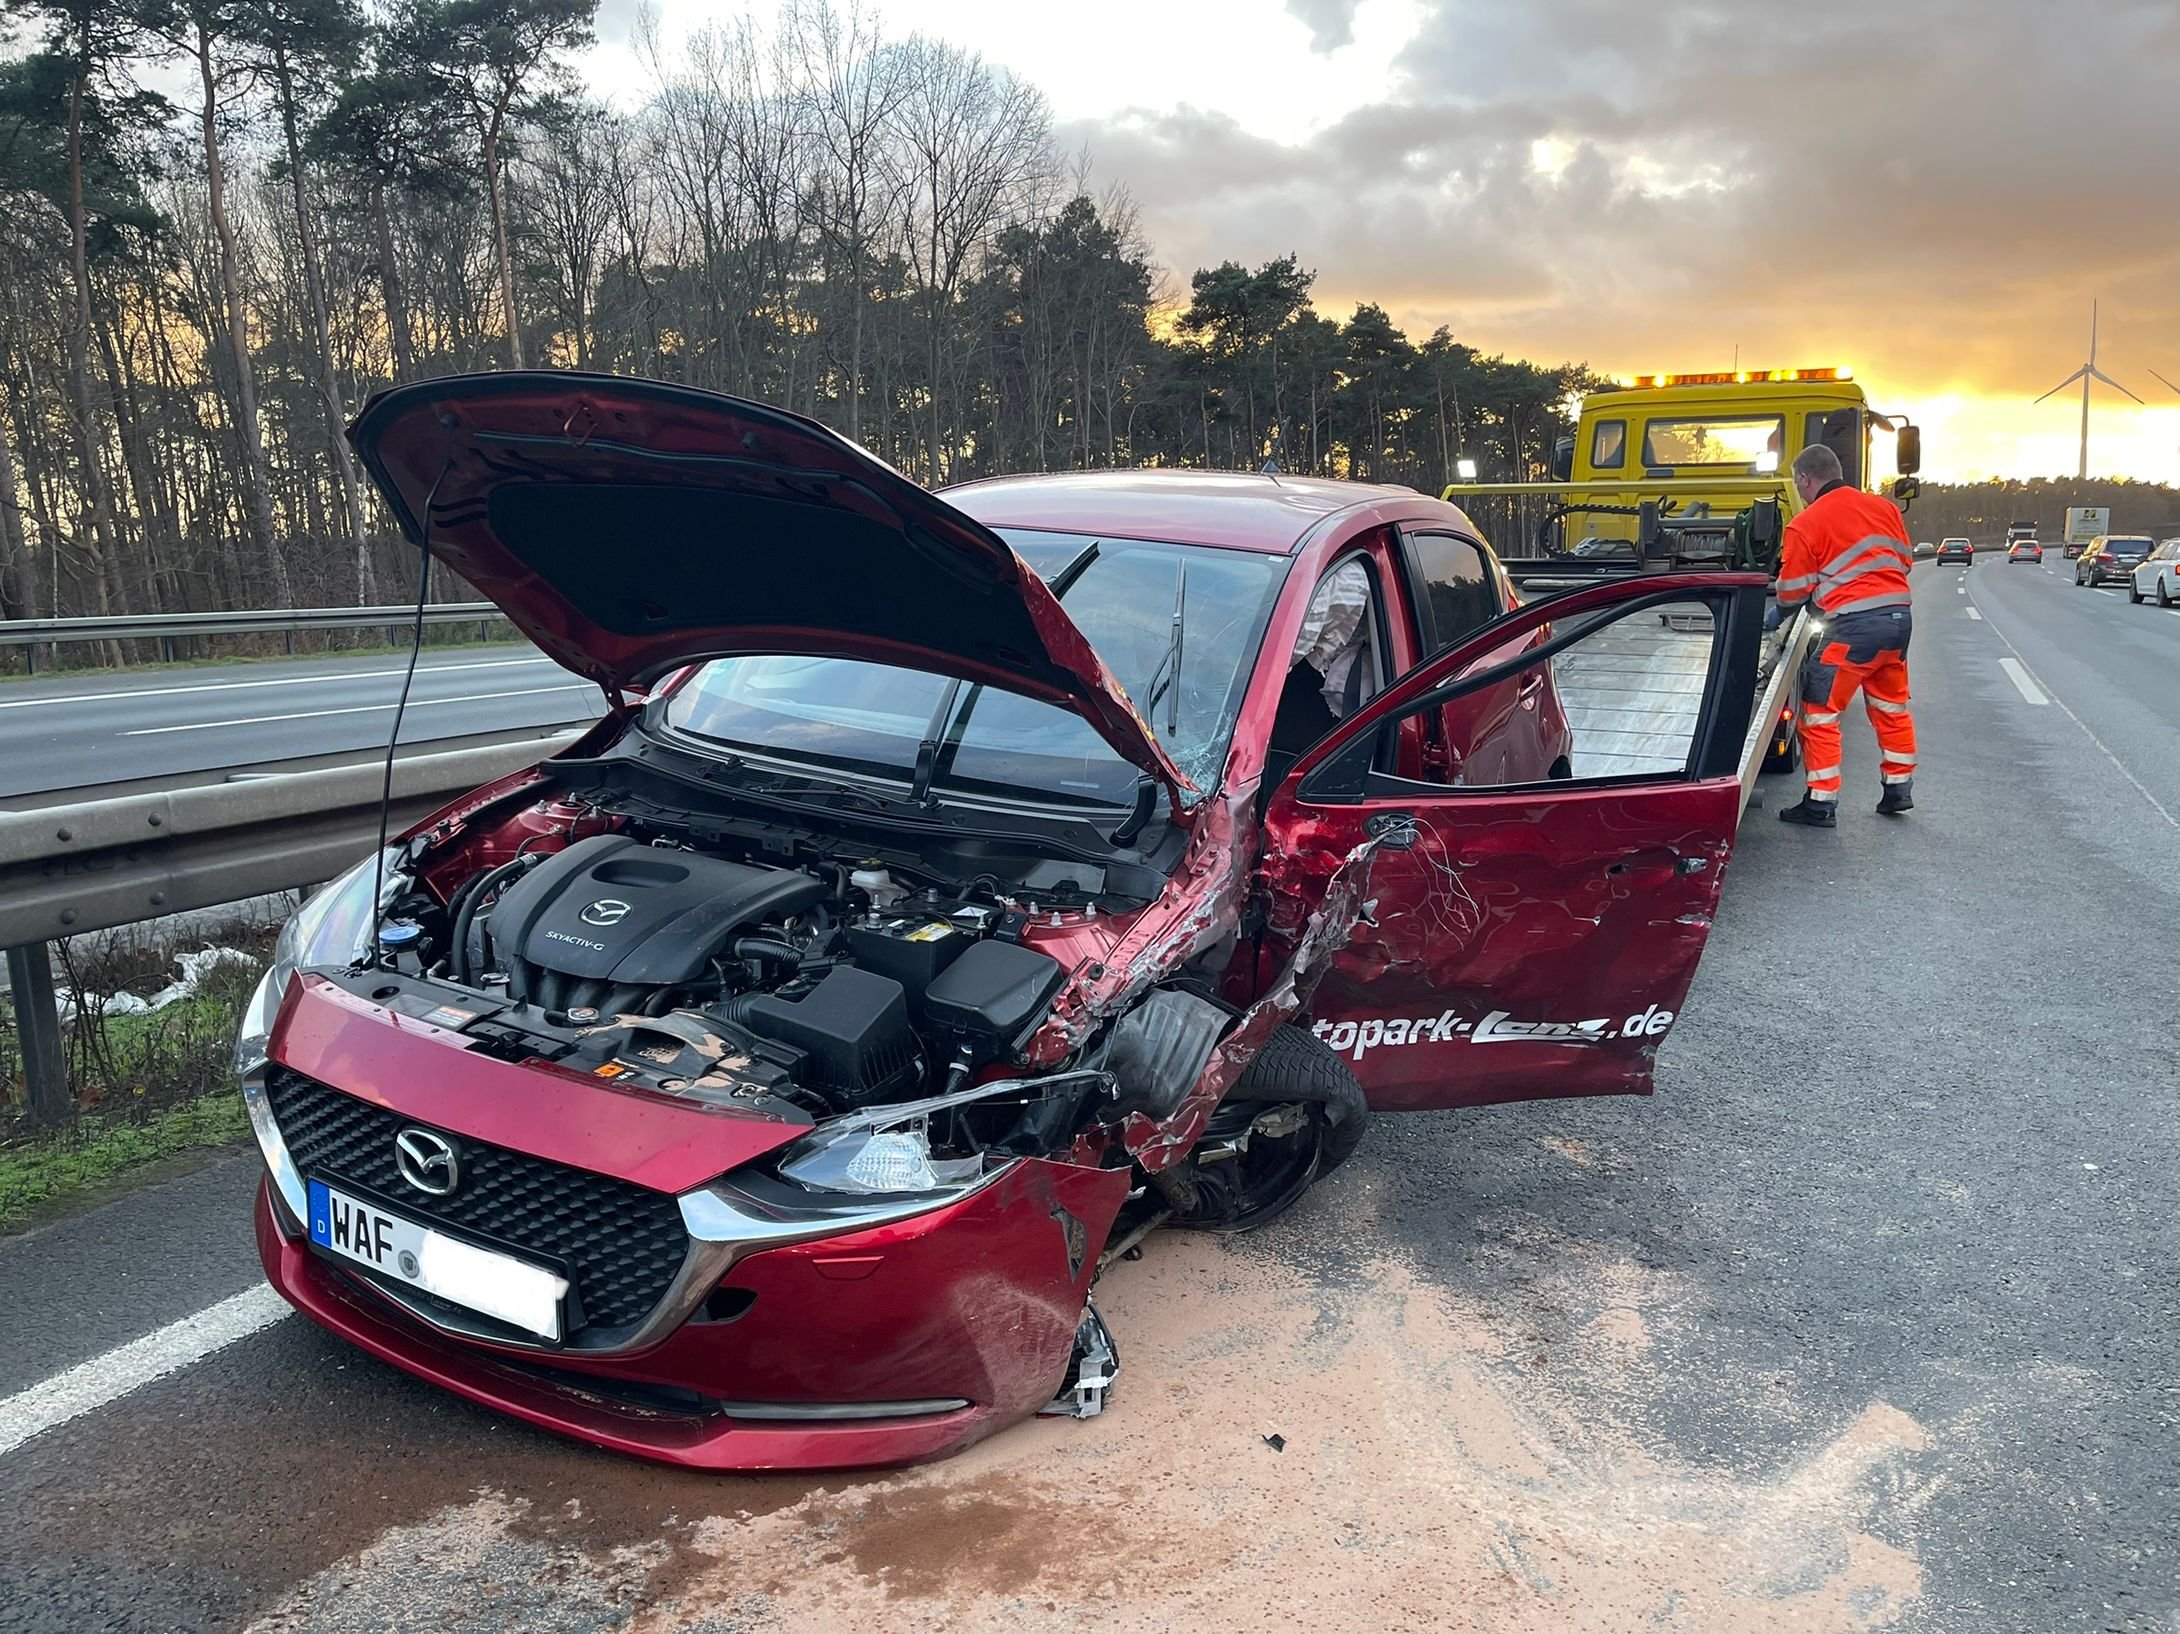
1445, 367, 1920, 570
1443, 367, 1924, 795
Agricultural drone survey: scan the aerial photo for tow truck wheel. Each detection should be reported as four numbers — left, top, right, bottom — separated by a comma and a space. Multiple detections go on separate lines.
1165, 1025, 1368, 1234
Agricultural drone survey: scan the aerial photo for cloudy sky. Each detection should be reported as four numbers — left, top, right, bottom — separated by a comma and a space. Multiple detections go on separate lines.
586, 0, 2180, 482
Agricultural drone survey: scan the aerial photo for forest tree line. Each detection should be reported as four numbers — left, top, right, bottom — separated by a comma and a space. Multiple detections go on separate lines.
1890, 477, 2180, 546
0, 0, 1596, 656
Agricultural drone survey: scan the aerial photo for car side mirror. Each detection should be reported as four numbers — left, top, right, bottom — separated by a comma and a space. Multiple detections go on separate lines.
1895, 423, 1922, 475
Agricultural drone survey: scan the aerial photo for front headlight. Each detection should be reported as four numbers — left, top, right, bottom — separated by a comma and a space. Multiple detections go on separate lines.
776, 1122, 987, 1196
768, 1067, 1112, 1199
234, 849, 403, 1078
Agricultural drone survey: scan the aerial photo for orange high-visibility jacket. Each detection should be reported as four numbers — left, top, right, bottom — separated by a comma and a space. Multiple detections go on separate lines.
1774, 484, 1913, 615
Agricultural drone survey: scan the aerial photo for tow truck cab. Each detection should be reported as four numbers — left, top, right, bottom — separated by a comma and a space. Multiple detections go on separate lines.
1446, 368, 1920, 573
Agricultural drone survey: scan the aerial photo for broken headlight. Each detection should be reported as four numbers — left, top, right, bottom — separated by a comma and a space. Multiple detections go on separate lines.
775, 1123, 986, 1197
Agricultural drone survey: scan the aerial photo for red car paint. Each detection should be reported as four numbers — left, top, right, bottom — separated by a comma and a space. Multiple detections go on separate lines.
253, 375, 1762, 1471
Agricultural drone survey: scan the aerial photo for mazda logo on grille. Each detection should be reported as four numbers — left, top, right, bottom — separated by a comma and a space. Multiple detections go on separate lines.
579, 897, 632, 927
394, 1127, 461, 1197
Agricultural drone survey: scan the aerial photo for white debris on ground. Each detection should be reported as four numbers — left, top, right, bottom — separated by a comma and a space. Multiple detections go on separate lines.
55, 947, 260, 1022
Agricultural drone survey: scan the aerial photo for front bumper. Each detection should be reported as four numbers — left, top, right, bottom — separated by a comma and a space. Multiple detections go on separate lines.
249, 979, 1131, 1470
259, 1149, 1128, 1470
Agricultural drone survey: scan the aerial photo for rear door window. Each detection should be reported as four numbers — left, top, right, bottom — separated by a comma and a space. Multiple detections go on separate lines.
1399, 532, 1504, 654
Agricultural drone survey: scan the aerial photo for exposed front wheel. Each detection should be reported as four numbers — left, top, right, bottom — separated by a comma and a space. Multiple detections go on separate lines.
2159, 581, 2173, 607
1162, 1025, 1368, 1233
2129, 583, 2144, 603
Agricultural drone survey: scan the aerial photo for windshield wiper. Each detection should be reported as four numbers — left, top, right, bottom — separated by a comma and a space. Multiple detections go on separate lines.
911, 538, 1105, 807
1139, 559, 1189, 736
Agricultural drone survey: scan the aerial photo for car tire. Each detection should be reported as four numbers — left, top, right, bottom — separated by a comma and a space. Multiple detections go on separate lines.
2159, 581, 2173, 608
1167, 1024, 1369, 1233
2129, 583, 2143, 603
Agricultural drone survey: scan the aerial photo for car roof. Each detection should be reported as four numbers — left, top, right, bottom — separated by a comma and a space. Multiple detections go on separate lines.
940, 469, 1419, 554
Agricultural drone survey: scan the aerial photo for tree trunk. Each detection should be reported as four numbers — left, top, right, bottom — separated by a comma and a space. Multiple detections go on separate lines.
195, 22, 289, 604
483, 116, 525, 368
276, 51, 375, 603
372, 180, 417, 379
0, 403, 31, 630
62, 66, 126, 659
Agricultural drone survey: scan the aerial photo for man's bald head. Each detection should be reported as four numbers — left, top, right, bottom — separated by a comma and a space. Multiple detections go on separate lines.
1793, 444, 1843, 485
1792, 443, 1843, 503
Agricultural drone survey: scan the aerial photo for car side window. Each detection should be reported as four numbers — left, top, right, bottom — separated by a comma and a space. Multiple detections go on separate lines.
1400, 532, 1503, 655
1288, 557, 1381, 719
1590, 419, 1627, 469
1264, 555, 1388, 785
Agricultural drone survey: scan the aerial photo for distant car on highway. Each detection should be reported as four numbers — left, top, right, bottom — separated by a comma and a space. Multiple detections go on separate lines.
1936, 538, 1974, 565
1913, 540, 1936, 559
2128, 539, 2180, 606
2076, 534, 2153, 587
2007, 539, 2043, 564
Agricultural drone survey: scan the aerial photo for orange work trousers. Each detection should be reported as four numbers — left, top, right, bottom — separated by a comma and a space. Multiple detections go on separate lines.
1798, 605, 1916, 800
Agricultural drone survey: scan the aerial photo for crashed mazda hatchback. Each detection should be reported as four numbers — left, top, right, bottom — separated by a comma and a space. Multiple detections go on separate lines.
243, 372, 1768, 1470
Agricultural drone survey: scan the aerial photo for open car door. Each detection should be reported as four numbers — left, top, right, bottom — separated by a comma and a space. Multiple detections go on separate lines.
1258, 572, 1768, 1111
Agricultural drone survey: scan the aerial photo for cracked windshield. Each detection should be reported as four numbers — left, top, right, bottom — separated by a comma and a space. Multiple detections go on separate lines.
662, 529, 1288, 805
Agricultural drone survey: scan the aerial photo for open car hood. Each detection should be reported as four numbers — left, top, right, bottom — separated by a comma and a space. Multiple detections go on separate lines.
349, 372, 1193, 800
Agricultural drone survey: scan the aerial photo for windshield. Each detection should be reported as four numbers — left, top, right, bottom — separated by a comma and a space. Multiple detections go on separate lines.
657, 530, 1290, 808
1641, 415, 1785, 469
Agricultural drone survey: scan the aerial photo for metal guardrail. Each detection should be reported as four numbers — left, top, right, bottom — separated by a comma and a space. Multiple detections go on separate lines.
0, 732, 579, 947
1, 731, 579, 1122
0, 602, 507, 670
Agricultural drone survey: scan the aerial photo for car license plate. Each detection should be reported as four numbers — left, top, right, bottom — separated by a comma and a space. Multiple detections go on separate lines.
307, 1179, 568, 1341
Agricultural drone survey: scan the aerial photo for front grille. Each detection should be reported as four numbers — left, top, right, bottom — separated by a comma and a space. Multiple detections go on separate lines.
264, 1067, 688, 1335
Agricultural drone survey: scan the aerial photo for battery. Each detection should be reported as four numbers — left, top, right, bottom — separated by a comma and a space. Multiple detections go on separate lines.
845, 914, 972, 1002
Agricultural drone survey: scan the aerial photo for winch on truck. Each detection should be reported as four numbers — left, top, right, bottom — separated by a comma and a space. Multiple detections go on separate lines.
1443, 367, 1925, 785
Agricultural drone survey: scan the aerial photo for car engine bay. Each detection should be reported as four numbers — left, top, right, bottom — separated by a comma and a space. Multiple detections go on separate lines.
326, 776, 1236, 1182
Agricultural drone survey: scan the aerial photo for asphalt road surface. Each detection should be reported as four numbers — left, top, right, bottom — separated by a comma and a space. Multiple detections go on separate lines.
0, 645, 601, 800
0, 559, 2172, 1632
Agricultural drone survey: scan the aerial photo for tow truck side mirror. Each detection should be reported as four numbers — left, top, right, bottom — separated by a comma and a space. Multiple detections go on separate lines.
1551, 436, 1574, 482
1895, 423, 1922, 475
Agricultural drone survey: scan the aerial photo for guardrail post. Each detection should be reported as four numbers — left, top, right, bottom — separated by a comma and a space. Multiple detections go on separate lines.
5, 942, 71, 1126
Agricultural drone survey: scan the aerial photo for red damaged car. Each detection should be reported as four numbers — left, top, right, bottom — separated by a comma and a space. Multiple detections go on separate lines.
239, 372, 1766, 1470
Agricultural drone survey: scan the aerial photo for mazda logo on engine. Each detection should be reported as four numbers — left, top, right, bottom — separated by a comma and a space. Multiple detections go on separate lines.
394, 1128, 461, 1197
579, 897, 632, 927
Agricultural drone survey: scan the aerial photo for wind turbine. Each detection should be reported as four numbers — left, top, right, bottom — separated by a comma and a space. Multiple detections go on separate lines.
2034, 300, 2140, 479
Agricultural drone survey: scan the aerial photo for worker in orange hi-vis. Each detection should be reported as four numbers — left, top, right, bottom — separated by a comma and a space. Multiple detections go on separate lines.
1768, 443, 1918, 827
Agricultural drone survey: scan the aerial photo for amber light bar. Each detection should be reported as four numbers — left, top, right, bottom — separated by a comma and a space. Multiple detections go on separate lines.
1617, 367, 1854, 388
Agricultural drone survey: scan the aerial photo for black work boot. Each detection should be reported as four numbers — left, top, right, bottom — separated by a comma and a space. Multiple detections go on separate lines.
1778, 794, 1838, 827
1876, 780, 1915, 816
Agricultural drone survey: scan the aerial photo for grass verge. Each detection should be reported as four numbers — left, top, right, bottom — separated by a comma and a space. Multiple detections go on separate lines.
3, 925, 277, 1232
0, 632, 527, 685
0, 1089, 251, 1231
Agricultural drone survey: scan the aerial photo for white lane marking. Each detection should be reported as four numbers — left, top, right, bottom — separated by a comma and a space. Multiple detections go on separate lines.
121, 683, 592, 736
1965, 607, 1983, 620
1998, 658, 2048, 705
0, 1284, 289, 1457
0, 656, 556, 712
2093, 588, 2120, 597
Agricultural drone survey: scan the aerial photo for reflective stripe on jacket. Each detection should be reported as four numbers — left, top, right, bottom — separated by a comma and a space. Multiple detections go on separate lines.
1775, 484, 1914, 615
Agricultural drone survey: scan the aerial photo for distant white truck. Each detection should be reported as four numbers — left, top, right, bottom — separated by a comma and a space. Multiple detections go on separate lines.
2065, 506, 2111, 548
